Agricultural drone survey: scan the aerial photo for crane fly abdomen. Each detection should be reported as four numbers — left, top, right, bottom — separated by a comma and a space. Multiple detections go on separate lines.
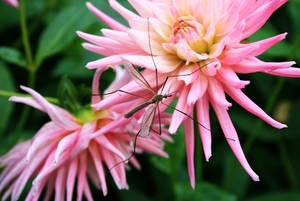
124, 94, 172, 119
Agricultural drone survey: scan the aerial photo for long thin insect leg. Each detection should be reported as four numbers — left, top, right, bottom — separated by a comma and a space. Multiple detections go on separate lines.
104, 89, 145, 98
146, 17, 163, 136
161, 102, 210, 131
156, 102, 162, 135
160, 61, 213, 93
109, 130, 140, 171
147, 17, 159, 93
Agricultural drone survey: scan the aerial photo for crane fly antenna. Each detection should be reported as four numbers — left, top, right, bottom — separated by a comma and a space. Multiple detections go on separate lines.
147, 17, 159, 93
109, 18, 171, 170
160, 61, 214, 93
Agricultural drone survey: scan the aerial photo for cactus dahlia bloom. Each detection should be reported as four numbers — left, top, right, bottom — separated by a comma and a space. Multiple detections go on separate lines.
0, 67, 171, 201
77, 0, 300, 187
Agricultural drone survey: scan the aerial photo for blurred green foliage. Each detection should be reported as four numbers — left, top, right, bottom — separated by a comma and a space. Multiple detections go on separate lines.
0, 0, 300, 200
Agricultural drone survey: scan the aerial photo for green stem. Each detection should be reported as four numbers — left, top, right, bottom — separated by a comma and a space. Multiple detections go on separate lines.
244, 77, 285, 153
11, 0, 40, 143
223, 77, 286, 189
277, 136, 299, 190
19, 0, 33, 68
0, 89, 59, 104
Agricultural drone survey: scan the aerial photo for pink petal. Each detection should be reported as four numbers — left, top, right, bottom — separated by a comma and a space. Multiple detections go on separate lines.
207, 77, 232, 109
86, 2, 128, 32
88, 144, 108, 196
231, 58, 294, 74
3, 0, 18, 8
55, 166, 67, 200
110, 0, 140, 21
102, 29, 140, 48
183, 116, 195, 188
76, 152, 88, 201
54, 131, 79, 164
81, 43, 107, 55
221, 45, 258, 65
122, 55, 182, 73
86, 55, 123, 69
127, 0, 154, 18
128, 28, 166, 55
211, 101, 260, 181
18, 86, 80, 130
264, 67, 300, 78
66, 158, 78, 201
177, 63, 197, 85
91, 66, 113, 104
26, 122, 67, 162
69, 122, 97, 159
196, 93, 212, 161
243, 0, 287, 38
187, 69, 208, 105
169, 85, 192, 133
94, 135, 127, 161
225, 20, 245, 49
102, 150, 125, 189
244, 33, 287, 57
215, 64, 250, 89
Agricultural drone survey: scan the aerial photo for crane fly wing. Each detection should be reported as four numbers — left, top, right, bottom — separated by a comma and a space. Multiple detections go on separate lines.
139, 103, 157, 137
122, 60, 155, 94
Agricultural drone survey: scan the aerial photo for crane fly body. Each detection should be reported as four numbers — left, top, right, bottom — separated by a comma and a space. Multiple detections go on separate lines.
109, 17, 216, 170
122, 59, 172, 137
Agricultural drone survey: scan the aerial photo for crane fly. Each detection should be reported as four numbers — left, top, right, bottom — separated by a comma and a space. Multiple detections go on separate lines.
122, 59, 172, 137
109, 17, 215, 170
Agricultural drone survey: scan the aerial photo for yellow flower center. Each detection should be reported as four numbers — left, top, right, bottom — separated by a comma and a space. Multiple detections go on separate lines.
163, 16, 212, 64
74, 105, 111, 125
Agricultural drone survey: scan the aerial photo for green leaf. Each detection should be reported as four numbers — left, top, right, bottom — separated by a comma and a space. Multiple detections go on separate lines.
285, 100, 300, 139
245, 192, 300, 201
35, 2, 103, 65
287, 0, 300, 33
51, 42, 96, 79
0, 61, 16, 136
222, 153, 250, 197
174, 182, 236, 201
150, 124, 186, 177
0, 47, 26, 68
249, 73, 275, 101
118, 188, 152, 201
57, 76, 81, 113
230, 110, 281, 142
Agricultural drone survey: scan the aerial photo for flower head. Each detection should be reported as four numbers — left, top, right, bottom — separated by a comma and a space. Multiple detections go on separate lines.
77, 0, 300, 187
0, 67, 171, 200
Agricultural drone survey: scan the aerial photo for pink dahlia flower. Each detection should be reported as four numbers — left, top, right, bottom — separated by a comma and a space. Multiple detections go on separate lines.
2, 0, 18, 8
0, 67, 171, 200
77, 0, 299, 187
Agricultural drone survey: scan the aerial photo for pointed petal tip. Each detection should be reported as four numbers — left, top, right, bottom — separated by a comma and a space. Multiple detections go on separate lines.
86, 62, 97, 69
20, 85, 27, 90
76, 30, 82, 36
8, 97, 15, 101
205, 154, 211, 162
191, 182, 195, 189
275, 123, 287, 129
253, 176, 260, 182
102, 189, 108, 196
86, 2, 93, 8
